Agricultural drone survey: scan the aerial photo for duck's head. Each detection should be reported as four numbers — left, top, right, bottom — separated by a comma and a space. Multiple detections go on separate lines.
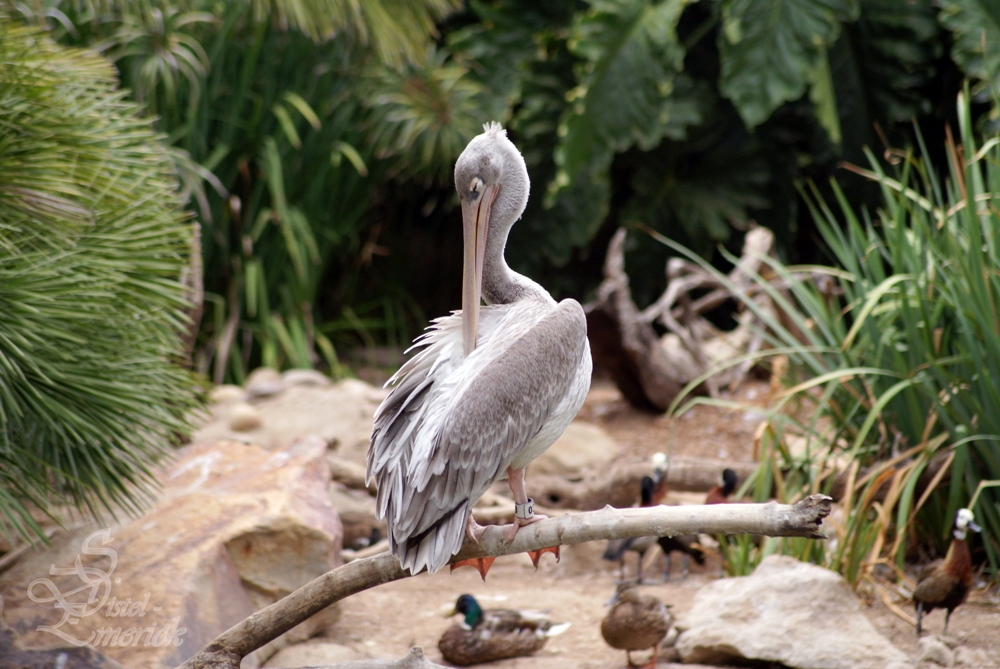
721, 468, 738, 496
448, 593, 484, 630
639, 476, 656, 506
954, 508, 981, 540
604, 580, 640, 606
651, 452, 667, 481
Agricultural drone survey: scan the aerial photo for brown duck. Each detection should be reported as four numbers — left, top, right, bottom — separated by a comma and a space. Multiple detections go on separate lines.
601, 581, 672, 669
438, 594, 569, 666
603, 462, 704, 582
913, 507, 981, 635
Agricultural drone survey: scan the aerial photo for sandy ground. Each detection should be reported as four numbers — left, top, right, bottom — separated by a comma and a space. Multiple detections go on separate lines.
317, 378, 1000, 668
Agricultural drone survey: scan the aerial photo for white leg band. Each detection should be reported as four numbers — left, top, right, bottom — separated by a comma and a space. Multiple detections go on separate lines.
515, 498, 535, 519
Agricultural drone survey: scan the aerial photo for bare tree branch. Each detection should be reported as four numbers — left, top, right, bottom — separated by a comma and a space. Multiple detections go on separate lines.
176, 495, 832, 669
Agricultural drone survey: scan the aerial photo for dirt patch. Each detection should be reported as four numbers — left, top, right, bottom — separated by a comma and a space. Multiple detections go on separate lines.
320, 378, 1000, 668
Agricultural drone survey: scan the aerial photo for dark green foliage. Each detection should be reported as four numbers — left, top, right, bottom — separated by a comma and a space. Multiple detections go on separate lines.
938, 0, 1000, 101
0, 17, 199, 540
718, 0, 859, 131
14, 0, 1000, 374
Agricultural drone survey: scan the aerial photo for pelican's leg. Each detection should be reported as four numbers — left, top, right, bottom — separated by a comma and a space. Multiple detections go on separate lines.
503, 466, 560, 567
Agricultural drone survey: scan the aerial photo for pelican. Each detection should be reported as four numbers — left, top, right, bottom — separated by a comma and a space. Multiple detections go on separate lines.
367, 122, 592, 577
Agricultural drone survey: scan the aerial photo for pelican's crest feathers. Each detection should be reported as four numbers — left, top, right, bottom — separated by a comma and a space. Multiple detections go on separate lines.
483, 121, 505, 137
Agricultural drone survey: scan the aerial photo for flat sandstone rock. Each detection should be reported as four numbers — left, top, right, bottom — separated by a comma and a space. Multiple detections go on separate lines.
675, 555, 908, 669
0, 439, 342, 669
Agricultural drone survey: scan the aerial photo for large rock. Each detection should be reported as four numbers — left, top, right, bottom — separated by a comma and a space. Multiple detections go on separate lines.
0, 598, 128, 669
0, 438, 342, 669
918, 637, 954, 667
675, 555, 908, 669
529, 421, 620, 479
194, 378, 385, 465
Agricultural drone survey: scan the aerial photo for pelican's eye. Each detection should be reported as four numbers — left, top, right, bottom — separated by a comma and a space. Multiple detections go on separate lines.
469, 176, 484, 200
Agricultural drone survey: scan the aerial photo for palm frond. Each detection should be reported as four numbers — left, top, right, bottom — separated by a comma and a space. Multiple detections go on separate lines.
0, 15, 200, 543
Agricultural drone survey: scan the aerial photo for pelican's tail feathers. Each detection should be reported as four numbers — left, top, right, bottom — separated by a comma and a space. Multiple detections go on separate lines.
388, 502, 468, 575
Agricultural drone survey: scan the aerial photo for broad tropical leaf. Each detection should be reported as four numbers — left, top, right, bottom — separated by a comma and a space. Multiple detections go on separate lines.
622, 118, 770, 245
938, 0, 1000, 100
556, 0, 694, 182
447, 2, 561, 122
718, 0, 859, 129
843, 0, 941, 123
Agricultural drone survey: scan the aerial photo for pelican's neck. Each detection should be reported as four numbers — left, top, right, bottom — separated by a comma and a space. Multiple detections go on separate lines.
481, 219, 551, 306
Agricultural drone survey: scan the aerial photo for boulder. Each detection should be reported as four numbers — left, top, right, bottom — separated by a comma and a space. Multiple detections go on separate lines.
675, 555, 908, 669
246, 367, 287, 398
917, 637, 954, 667
263, 642, 365, 667
529, 421, 620, 479
0, 438, 342, 669
283, 369, 332, 388
210, 384, 247, 404
0, 597, 128, 669
193, 379, 384, 464
955, 646, 994, 667
229, 402, 263, 431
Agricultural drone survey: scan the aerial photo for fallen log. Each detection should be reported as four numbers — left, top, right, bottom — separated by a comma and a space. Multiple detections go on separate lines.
176, 495, 832, 669
585, 229, 690, 412
531, 457, 758, 510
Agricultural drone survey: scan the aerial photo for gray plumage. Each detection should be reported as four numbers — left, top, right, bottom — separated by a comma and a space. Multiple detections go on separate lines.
367, 123, 592, 575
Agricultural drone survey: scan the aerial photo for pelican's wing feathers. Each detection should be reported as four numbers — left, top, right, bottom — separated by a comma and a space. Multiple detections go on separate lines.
368, 299, 588, 574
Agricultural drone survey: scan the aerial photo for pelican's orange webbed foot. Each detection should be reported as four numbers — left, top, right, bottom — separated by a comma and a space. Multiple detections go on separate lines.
450, 556, 496, 581
527, 545, 560, 569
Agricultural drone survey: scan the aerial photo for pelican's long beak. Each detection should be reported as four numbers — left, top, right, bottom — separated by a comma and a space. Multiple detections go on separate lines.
460, 184, 498, 357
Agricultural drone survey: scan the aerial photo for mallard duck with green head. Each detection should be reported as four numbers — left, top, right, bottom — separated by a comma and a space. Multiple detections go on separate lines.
438, 593, 570, 666
600, 581, 672, 669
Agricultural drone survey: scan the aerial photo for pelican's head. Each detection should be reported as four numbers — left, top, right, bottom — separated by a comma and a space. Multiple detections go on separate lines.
954, 508, 981, 539
454, 122, 529, 356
